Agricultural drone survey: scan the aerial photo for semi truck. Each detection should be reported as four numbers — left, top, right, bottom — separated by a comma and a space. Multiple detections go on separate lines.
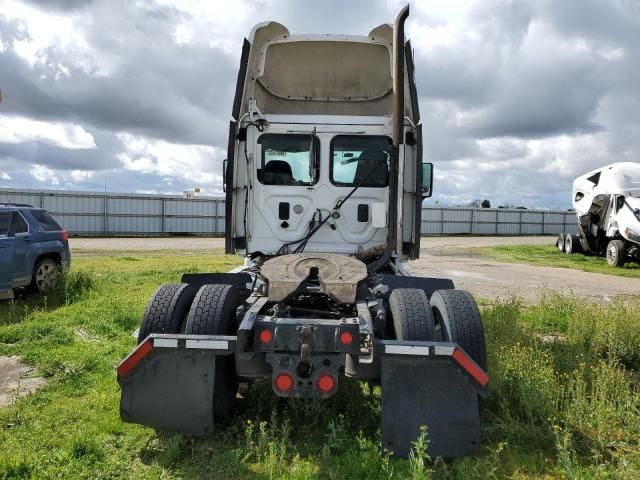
558, 162, 640, 267
117, 5, 489, 458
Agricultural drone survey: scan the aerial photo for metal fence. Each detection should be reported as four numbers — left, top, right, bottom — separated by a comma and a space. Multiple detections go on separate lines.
0, 188, 226, 235
421, 206, 577, 236
0, 188, 576, 236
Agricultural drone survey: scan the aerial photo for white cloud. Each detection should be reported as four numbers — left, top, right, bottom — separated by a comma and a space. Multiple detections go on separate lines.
116, 132, 224, 190
30, 164, 59, 185
70, 169, 94, 182
0, 114, 96, 149
0, 171, 12, 180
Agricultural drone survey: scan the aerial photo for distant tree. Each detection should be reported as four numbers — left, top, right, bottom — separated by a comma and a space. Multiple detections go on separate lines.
481, 199, 491, 208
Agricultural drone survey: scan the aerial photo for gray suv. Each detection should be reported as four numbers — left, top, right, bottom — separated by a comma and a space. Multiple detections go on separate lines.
0, 204, 71, 300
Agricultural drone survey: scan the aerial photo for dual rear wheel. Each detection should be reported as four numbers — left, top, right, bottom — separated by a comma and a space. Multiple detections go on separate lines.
389, 288, 487, 371
137, 283, 244, 418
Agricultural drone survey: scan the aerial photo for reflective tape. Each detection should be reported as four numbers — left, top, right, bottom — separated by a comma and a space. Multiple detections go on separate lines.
386, 345, 430, 356
434, 345, 455, 356
154, 338, 178, 348
185, 339, 229, 350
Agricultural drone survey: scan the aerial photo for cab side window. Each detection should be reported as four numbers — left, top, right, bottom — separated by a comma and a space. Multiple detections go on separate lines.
0, 212, 11, 237
8, 212, 28, 237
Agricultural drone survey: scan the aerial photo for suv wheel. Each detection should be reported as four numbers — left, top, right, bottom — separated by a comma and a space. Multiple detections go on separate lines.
32, 258, 60, 292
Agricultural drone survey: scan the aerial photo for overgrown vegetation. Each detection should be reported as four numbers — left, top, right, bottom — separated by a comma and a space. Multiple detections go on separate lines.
478, 244, 640, 277
1, 250, 639, 478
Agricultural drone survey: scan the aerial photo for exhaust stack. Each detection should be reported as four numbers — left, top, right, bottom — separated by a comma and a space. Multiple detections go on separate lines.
392, 4, 409, 146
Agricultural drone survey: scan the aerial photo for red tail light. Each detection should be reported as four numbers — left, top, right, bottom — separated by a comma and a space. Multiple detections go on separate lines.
274, 373, 294, 393
315, 373, 336, 394
60, 230, 68, 241
339, 331, 353, 345
259, 329, 273, 344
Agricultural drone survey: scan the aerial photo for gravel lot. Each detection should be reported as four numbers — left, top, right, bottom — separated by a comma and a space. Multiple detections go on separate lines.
70, 236, 639, 302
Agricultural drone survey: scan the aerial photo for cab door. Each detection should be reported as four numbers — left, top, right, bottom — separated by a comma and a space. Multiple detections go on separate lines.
0, 212, 14, 296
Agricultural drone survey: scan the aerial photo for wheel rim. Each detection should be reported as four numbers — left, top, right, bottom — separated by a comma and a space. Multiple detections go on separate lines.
36, 263, 57, 291
607, 245, 616, 264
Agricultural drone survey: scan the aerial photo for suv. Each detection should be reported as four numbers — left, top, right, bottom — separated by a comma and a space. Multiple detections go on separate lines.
0, 204, 70, 300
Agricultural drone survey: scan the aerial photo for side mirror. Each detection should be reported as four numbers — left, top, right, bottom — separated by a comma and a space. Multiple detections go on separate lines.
422, 162, 433, 197
223, 159, 228, 193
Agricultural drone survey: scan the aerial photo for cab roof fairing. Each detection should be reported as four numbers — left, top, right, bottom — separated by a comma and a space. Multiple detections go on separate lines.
234, 21, 417, 121
573, 162, 640, 198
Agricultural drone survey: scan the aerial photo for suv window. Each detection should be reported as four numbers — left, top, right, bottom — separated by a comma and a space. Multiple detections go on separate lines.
8, 212, 28, 237
0, 212, 11, 236
31, 210, 62, 231
330, 136, 391, 187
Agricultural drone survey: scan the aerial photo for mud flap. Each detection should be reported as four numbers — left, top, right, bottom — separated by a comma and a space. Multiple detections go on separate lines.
117, 334, 236, 435
379, 340, 488, 458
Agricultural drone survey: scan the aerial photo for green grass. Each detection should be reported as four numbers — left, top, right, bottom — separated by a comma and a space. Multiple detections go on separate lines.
478, 245, 640, 278
1, 252, 639, 479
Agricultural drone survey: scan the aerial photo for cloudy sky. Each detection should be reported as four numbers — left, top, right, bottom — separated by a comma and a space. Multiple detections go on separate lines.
0, 0, 639, 208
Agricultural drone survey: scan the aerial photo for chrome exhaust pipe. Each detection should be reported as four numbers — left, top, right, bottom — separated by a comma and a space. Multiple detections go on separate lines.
392, 4, 409, 146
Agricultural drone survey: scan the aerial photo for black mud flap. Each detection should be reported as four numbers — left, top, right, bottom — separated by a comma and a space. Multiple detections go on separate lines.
379, 340, 488, 458
117, 334, 236, 435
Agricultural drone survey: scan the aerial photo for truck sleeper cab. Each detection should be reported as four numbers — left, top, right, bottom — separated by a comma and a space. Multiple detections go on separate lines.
118, 6, 489, 459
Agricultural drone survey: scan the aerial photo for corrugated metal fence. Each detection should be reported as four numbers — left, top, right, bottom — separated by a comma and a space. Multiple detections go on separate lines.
0, 188, 576, 236
0, 188, 225, 235
422, 207, 577, 236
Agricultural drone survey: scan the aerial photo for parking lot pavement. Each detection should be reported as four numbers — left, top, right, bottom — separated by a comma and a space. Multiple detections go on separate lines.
69, 236, 638, 302
70, 236, 225, 251
69, 235, 547, 252
409, 251, 640, 303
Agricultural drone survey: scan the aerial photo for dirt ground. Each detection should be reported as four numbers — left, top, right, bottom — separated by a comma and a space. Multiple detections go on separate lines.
0, 356, 46, 407
69, 235, 639, 302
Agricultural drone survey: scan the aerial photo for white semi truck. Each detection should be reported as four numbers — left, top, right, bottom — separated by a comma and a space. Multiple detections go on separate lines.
558, 162, 640, 267
116, 6, 489, 458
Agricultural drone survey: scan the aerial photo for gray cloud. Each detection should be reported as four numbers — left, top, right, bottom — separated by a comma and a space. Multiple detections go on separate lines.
1, 0, 640, 209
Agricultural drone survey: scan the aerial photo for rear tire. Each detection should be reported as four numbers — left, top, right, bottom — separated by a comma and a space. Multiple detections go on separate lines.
556, 234, 566, 252
430, 289, 487, 371
184, 284, 244, 418
137, 283, 196, 343
31, 258, 60, 293
564, 234, 582, 255
389, 288, 436, 341
606, 240, 626, 267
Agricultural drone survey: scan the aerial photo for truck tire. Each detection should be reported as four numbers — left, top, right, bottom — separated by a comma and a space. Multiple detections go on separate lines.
137, 283, 196, 344
430, 290, 487, 371
184, 284, 243, 418
389, 288, 436, 341
556, 233, 565, 252
606, 240, 626, 267
564, 234, 582, 255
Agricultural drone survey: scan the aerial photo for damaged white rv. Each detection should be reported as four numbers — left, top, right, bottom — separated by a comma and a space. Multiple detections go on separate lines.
558, 162, 640, 267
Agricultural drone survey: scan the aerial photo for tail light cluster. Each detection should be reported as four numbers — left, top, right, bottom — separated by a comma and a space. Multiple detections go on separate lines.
60, 230, 69, 241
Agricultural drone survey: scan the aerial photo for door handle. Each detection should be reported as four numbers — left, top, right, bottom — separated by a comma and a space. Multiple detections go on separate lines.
0, 243, 8, 248
23, 235, 33, 242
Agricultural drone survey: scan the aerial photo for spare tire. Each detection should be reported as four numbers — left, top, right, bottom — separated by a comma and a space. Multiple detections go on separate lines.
137, 283, 196, 344
430, 289, 487, 371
